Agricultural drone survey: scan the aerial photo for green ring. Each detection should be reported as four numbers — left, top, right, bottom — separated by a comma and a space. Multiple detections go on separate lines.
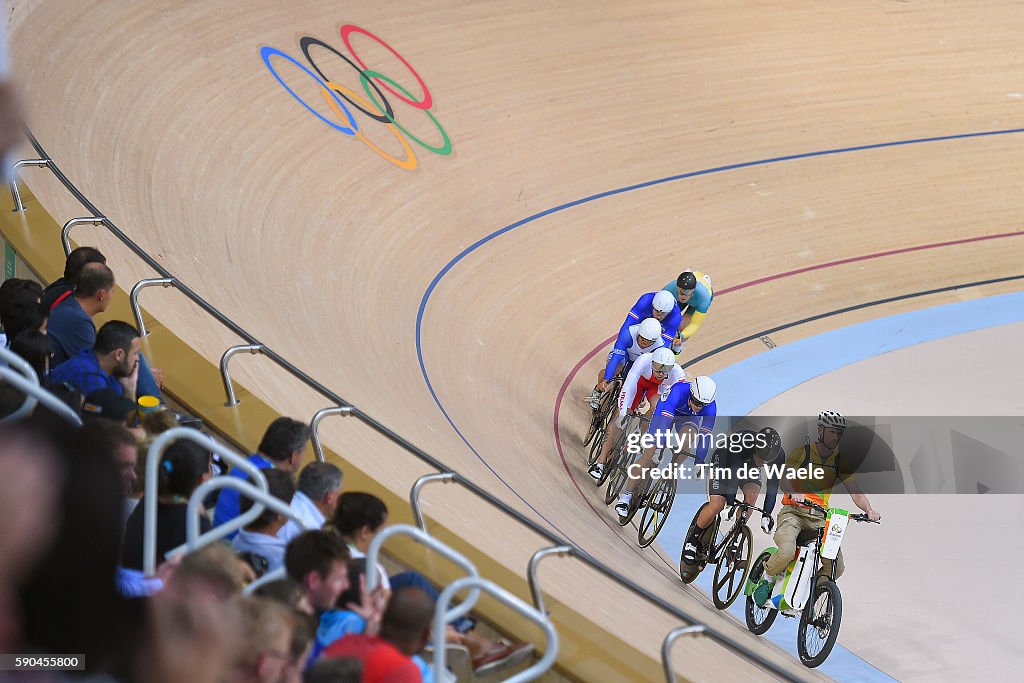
360, 70, 453, 156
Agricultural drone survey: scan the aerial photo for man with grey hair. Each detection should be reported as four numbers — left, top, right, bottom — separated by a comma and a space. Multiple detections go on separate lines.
278, 461, 343, 542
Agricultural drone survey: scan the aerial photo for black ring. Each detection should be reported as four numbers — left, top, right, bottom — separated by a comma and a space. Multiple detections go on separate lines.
299, 36, 395, 124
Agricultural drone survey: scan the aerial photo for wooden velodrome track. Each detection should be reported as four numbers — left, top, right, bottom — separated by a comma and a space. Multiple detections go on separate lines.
7, 1, 1024, 680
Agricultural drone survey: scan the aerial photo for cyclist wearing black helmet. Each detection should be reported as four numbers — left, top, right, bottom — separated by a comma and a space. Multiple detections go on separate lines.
682, 426, 783, 564
662, 268, 714, 350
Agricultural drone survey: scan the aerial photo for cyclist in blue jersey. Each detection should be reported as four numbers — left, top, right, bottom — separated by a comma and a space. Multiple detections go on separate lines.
662, 270, 714, 348
587, 317, 665, 410
620, 290, 682, 350
614, 376, 718, 518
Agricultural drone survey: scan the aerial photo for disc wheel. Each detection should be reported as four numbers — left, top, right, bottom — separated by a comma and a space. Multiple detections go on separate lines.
712, 523, 752, 609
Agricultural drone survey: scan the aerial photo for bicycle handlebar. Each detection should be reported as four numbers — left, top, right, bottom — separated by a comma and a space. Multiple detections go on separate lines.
796, 500, 880, 523
850, 513, 881, 524
727, 500, 769, 518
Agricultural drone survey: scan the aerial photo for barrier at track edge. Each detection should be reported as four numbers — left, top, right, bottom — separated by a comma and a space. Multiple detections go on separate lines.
5, 128, 807, 683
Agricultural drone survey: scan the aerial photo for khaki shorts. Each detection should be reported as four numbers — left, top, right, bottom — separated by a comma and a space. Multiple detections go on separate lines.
764, 505, 845, 579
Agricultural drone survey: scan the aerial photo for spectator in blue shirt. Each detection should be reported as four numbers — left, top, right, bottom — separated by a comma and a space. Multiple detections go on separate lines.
45, 260, 163, 400
232, 468, 297, 575
40, 246, 106, 312
47, 262, 114, 367
47, 320, 140, 399
213, 416, 310, 535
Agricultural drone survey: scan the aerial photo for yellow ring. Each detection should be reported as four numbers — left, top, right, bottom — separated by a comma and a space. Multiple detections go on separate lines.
320, 81, 417, 171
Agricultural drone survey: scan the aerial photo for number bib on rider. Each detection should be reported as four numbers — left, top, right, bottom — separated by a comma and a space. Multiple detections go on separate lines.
820, 509, 849, 560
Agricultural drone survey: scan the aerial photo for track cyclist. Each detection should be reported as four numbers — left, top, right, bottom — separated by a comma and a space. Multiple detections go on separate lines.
588, 347, 685, 482
682, 427, 783, 564
624, 289, 683, 349
588, 317, 665, 411
753, 411, 882, 607
662, 269, 714, 349
614, 376, 718, 519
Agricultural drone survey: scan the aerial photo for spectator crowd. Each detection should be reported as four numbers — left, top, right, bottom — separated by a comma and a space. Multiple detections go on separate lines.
0, 249, 534, 683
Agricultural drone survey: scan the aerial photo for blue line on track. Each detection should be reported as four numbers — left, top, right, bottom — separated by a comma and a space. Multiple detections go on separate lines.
415, 126, 1024, 537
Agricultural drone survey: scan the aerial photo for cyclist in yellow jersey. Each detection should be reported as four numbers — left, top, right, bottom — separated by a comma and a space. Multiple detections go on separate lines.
662, 269, 714, 351
753, 411, 881, 606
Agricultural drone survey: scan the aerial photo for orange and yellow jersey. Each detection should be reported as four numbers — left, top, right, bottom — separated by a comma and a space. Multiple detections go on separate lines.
781, 442, 856, 509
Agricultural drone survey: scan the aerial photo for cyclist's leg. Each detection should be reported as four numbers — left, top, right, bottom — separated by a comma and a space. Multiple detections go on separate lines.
589, 356, 623, 406
616, 411, 679, 512
763, 507, 803, 578
684, 451, 730, 558
698, 449, 730, 527
596, 382, 635, 467
754, 506, 805, 605
738, 481, 762, 523
819, 548, 845, 581
683, 493, 725, 562
615, 443, 655, 511
594, 416, 623, 465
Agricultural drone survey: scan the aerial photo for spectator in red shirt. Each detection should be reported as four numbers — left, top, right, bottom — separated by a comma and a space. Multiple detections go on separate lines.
40, 246, 106, 312
322, 587, 434, 683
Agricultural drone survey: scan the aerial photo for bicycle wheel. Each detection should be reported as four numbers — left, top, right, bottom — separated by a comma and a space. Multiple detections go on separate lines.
589, 380, 621, 446
596, 428, 627, 487
637, 477, 676, 547
587, 418, 608, 466
712, 524, 752, 609
798, 579, 843, 668
603, 438, 635, 505
582, 410, 599, 446
744, 551, 779, 635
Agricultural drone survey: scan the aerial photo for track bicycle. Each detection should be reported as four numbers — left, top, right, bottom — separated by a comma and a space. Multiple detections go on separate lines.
583, 368, 624, 448
680, 499, 766, 609
743, 499, 880, 668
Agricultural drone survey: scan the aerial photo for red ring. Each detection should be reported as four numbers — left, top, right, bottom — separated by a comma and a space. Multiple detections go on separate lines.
340, 24, 433, 111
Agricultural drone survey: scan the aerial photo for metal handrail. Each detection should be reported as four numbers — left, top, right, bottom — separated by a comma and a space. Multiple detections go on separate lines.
434, 577, 558, 683
0, 348, 82, 425
220, 343, 264, 406
143, 427, 269, 575
409, 472, 455, 532
129, 277, 177, 337
527, 545, 572, 615
0, 345, 41, 421
167, 476, 310, 562
408, 472, 801, 681
309, 405, 355, 462
365, 524, 480, 620
11, 134, 804, 681
7, 158, 49, 212
60, 216, 105, 256
662, 625, 707, 683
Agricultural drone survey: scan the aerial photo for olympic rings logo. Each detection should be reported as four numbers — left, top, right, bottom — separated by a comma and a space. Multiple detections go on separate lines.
260, 25, 451, 171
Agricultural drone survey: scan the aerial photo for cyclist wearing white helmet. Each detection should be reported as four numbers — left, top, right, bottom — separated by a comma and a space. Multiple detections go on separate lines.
614, 375, 718, 519
622, 290, 683, 350
588, 348, 686, 482
662, 269, 714, 348
753, 411, 882, 607
588, 317, 665, 410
